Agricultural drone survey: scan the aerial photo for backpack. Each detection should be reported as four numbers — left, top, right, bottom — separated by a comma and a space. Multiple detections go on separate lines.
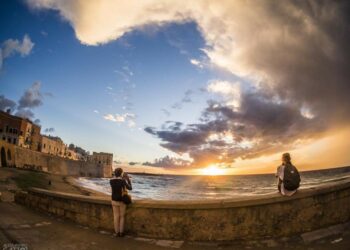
283, 163, 300, 191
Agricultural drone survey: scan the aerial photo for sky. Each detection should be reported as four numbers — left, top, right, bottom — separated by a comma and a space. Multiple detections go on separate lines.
1, 0, 350, 175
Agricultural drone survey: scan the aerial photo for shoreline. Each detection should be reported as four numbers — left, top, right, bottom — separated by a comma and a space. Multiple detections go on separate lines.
66, 176, 108, 197
72, 171, 350, 202
0, 167, 108, 201
1, 166, 349, 202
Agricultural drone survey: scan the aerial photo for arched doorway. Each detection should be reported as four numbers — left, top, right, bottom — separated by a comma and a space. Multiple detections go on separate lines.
1, 147, 6, 167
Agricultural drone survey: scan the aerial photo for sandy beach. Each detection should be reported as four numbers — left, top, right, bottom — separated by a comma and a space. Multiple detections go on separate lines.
0, 167, 107, 202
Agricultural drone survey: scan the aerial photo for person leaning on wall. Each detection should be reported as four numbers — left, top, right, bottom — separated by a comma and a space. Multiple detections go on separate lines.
110, 168, 132, 237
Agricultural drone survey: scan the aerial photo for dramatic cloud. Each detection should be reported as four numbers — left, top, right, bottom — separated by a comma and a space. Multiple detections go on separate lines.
28, 0, 350, 166
26, 0, 350, 118
15, 109, 36, 119
26, 0, 188, 46
15, 82, 46, 119
1, 82, 47, 120
0, 34, 34, 69
146, 89, 325, 167
207, 80, 241, 110
18, 82, 43, 110
143, 155, 191, 168
0, 95, 17, 112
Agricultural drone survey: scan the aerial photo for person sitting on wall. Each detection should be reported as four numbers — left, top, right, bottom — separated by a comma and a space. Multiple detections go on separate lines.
110, 168, 132, 237
276, 153, 301, 196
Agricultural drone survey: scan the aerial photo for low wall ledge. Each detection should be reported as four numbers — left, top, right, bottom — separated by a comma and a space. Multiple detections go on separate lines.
26, 177, 350, 209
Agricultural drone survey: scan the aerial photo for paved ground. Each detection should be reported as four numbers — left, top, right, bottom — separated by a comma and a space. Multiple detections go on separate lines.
0, 201, 350, 250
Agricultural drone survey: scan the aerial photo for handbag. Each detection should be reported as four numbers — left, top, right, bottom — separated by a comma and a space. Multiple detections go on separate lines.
121, 187, 132, 205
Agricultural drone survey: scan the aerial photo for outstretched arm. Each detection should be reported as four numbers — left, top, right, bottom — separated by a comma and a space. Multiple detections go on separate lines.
123, 177, 132, 190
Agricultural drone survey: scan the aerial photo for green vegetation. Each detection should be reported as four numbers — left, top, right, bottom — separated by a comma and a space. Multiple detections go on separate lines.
13, 171, 49, 190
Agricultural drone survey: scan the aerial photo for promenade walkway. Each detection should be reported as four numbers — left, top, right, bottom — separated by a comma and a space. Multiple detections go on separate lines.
0, 200, 350, 250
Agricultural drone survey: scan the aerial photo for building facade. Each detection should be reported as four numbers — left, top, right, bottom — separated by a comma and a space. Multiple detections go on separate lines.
90, 152, 113, 165
40, 135, 67, 157
1, 110, 113, 175
89, 152, 113, 177
0, 109, 41, 150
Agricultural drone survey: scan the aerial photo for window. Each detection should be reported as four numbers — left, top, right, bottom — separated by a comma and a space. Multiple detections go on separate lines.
7, 138, 11, 143
0, 128, 2, 133
2, 137, 5, 141
43, 144, 46, 149
6, 126, 9, 132
13, 138, 17, 144
9, 128, 13, 133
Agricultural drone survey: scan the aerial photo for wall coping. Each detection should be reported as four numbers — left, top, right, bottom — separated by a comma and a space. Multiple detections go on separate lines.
25, 177, 350, 209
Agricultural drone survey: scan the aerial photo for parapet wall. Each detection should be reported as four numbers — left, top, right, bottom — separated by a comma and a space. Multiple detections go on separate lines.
15, 178, 350, 241
0, 140, 112, 178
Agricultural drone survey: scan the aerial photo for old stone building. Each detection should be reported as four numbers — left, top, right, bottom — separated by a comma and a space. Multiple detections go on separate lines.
0, 140, 112, 177
88, 152, 113, 177
1, 110, 113, 177
40, 135, 67, 157
90, 152, 113, 165
66, 148, 76, 160
0, 109, 41, 150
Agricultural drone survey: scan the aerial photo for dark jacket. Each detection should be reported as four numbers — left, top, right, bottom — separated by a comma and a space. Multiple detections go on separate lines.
110, 177, 132, 201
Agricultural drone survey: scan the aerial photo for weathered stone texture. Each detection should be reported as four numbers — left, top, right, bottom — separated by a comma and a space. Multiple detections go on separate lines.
14, 179, 350, 241
0, 140, 111, 178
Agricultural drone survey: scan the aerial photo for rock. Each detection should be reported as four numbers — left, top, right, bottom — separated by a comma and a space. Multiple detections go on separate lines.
331, 238, 343, 244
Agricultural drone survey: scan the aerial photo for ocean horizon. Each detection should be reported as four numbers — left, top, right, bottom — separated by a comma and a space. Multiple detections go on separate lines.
76, 166, 350, 201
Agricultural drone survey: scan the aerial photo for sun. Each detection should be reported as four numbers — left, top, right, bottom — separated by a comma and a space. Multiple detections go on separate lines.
199, 165, 226, 176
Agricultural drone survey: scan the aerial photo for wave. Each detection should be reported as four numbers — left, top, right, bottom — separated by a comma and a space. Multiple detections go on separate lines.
75, 169, 350, 200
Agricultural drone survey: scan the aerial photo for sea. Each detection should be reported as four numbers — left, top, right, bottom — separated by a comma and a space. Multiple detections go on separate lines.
75, 166, 350, 200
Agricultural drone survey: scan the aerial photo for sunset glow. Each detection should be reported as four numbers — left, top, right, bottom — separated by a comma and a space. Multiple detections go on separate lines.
199, 165, 226, 176
1, 0, 350, 175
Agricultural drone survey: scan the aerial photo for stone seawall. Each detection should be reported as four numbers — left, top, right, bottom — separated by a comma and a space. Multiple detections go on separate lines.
0, 141, 112, 178
15, 178, 350, 241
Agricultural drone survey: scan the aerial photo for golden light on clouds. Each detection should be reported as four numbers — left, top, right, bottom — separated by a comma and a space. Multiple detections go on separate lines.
28, 0, 350, 173
122, 127, 350, 175
224, 127, 350, 175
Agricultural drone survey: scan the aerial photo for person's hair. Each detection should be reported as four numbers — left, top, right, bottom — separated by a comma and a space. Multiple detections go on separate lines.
114, 168, 123, 177
282, 152, 291, 164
